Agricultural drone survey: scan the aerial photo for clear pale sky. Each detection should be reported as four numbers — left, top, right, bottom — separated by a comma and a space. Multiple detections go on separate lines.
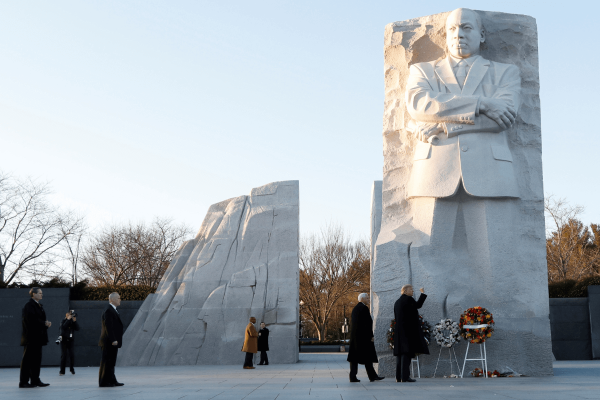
1, 0, 597, 240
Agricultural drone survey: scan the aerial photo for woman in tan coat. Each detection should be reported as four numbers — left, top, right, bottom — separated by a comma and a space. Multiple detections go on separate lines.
242, 317, 258, 369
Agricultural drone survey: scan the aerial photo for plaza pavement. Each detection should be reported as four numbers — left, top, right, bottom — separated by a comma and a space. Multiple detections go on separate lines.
1, 353, 599, 400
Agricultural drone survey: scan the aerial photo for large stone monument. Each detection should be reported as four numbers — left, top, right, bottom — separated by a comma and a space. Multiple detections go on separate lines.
118, 180, 299, 366
371, 9, 553, 376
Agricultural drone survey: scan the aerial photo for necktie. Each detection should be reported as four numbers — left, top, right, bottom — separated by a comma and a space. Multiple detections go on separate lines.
456, 60, 468, 89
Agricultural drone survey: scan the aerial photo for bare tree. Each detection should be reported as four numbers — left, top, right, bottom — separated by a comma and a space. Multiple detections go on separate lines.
299, 224, 370, 341
81, 218, 191, 287
0, 173, 85, 285
61, 217, 87, 285
545, 196, 600, 282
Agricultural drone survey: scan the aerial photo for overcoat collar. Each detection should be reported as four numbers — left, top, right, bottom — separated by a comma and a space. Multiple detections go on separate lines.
29, 298, 42, 308
435, 55, 490, 96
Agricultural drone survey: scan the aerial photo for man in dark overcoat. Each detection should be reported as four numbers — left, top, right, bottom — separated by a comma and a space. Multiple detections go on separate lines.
347, 293, 384, 383
19, 287, 51, 388
394, 285, 429, 382
257, 322, 270, 365
98, 292, 124, 387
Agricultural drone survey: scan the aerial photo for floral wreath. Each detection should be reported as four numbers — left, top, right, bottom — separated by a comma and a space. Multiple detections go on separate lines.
433, 319, 461, 348
387, 315, 432, 350
459, 306, 494, 343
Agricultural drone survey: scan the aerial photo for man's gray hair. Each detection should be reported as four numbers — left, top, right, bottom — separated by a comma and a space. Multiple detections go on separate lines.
401, 284, 413, 295
29, 287, 41, 297
358, 293, 369, 302
108, 292, 119, 301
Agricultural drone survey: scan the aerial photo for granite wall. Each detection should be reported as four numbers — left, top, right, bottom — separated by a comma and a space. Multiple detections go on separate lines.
0, 289, 142, 367
117, 181, 299, 366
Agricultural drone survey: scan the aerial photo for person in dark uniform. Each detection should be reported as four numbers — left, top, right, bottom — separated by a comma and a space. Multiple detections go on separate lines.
59, 310, 80, 375
98, 292, 124, 387
347, 293, 384, 383
394, 285, 429, 382
19, 287, 51, 388
257, 322, 270, 365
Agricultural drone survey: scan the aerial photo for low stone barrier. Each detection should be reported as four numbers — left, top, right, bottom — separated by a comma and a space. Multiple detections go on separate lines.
0, 288, 142, 367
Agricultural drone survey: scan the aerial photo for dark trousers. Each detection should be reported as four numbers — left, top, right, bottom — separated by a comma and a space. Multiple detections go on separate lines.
20, 345, 43, 384
396, 353, 412, 382
243, 352, 254, 368
99, 345, 119, 386
60, 340, 75, 373
349, 362, 378, 381
259, 350, 269, 365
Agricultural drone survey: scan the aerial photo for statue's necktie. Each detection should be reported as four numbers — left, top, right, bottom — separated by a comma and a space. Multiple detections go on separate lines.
456, 60, 468, 89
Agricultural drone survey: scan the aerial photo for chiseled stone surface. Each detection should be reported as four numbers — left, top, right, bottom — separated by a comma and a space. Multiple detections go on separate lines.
118, 181, 299, 366
370, 181, 383, 263
372, 10, 553, 377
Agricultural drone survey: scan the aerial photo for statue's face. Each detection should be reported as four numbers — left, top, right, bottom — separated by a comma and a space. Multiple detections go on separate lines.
446, 9, 484, 59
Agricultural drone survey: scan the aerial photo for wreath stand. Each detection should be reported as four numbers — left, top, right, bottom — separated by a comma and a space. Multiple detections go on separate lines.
433, 346, 461, 378
410, 356, 420, 378
460, 324, 489, 378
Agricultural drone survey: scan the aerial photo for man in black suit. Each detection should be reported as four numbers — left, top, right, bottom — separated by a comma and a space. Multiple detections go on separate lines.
347, 293, 384, 383
19, 287, 51, 388
394, 285, 429, 383
98, 292, 124, 387
257, 322, 270, 365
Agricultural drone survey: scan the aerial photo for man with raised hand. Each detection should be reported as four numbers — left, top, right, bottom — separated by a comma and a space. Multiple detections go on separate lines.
394, 285, 429, 383
98, 292, 124, 387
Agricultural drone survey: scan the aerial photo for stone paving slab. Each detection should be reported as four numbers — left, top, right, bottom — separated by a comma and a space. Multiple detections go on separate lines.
1, 354, 599, 399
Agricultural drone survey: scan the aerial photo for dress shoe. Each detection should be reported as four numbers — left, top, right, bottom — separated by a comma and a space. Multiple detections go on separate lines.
33, 381, 50, 387
19, 383, 36, 388
114, 382, 125, 386
59, 373, 65, 376
349, 378, 361, 382
403, 378, 416, 382
370, 376, 385, 382
99, 383, 115, 387
70, 369, 75, 375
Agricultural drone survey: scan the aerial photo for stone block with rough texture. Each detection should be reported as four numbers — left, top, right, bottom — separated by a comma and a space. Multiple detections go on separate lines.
371, 10, 553, 377
118, 181, 299, 366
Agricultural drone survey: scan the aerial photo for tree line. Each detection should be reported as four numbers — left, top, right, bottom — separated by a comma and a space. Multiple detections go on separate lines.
0, 173, 191, 288
545, 196, 599, 283
299, 224, 369, 341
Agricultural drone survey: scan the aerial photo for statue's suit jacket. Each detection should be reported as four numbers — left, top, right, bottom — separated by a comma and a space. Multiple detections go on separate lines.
405, 55, 521, 198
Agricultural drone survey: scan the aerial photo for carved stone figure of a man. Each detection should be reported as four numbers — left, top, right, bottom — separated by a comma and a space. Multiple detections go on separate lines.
404, 8, 522, 307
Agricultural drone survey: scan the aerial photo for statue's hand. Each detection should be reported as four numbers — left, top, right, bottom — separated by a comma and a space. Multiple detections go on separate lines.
479, 98, 516, 130
417, 122, 443, 143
